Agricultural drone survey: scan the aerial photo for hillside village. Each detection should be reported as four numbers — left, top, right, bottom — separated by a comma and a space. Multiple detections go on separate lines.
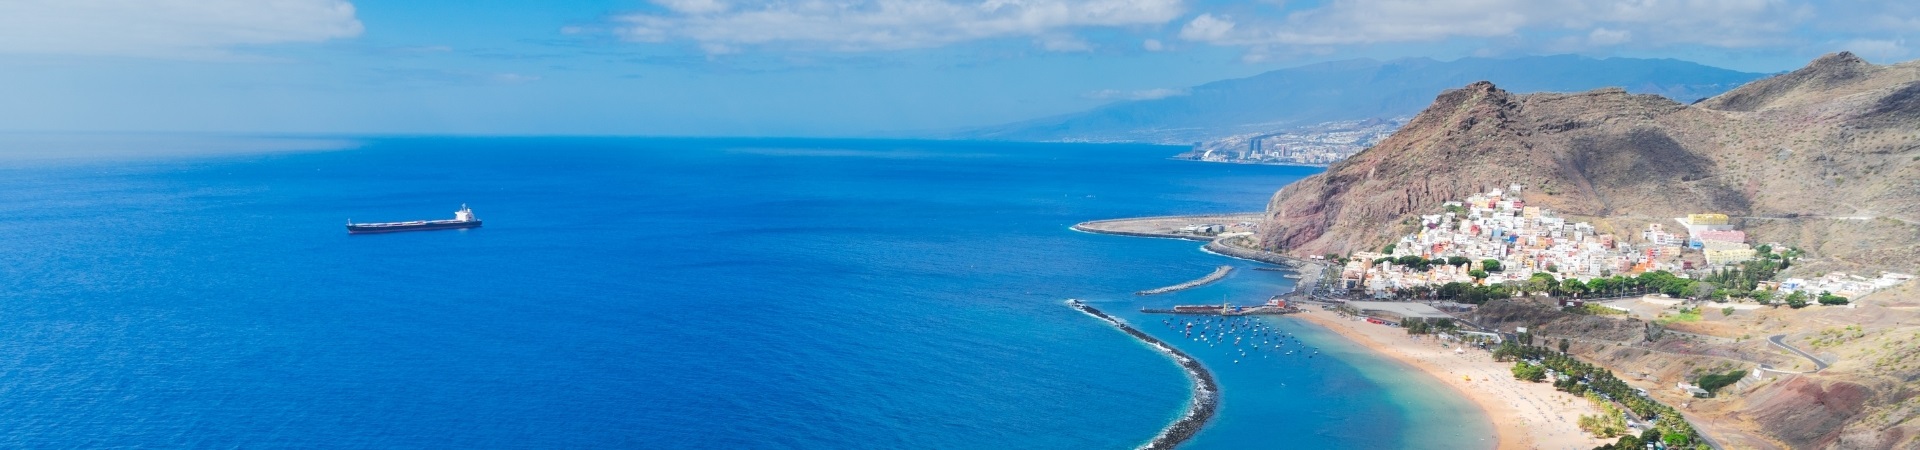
1332, 185, 1913, 305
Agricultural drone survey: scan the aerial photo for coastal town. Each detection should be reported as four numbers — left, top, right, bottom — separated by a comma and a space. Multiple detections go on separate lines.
1061, 49, 1920, 450
1073, 186, 1916, 449
1330, 185, 1912, 305
1175, 118, 1407, 166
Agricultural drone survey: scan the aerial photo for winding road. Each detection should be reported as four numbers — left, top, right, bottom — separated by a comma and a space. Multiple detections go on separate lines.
1767, 334, 1830, 372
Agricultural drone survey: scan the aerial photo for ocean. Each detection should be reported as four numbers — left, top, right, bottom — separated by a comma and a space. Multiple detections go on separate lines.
0, 137, 1490, 448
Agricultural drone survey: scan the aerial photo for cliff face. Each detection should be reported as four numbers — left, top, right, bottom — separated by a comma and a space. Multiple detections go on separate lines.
1258, 52, 1920, 449
1260, 52, 1920, 269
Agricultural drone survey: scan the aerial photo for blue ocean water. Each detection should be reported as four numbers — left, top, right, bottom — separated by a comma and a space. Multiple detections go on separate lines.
0, 137, 1490, 448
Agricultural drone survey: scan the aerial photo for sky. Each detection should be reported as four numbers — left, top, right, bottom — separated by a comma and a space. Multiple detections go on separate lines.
0, 0, 1916, 137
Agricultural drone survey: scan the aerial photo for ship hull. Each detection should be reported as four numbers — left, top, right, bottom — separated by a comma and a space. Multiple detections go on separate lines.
346, 220, 481, 234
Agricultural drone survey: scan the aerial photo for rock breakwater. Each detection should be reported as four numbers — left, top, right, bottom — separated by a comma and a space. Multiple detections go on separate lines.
1067, 300, 1218, 450
1136, 265, 1233, 295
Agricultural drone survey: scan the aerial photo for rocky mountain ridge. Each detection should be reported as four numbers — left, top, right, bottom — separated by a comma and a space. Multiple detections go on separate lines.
1259, 52, 1920, 268
962, 55, 1763, 144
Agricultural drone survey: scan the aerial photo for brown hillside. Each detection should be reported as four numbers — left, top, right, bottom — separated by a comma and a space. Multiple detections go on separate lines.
1259, 52, 1920, 271
1259, 52, 1920, 449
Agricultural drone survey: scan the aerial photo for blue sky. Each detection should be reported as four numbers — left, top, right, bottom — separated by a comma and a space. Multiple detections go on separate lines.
0, 0, 1915, 137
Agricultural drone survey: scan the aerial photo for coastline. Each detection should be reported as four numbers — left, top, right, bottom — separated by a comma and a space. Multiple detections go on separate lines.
1290, 309, 1609, 450
1067, 300, 1218, 450
1075, 213, 1603, 449
1166, 158, 1332, 169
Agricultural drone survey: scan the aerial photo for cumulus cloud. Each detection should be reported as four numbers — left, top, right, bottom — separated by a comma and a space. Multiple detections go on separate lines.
0, 0, 364, 58
1141, 38, 1165, 51
1085, 87, 1187, 100
613, 0, 1185, 53
1177, 0, 1814, 50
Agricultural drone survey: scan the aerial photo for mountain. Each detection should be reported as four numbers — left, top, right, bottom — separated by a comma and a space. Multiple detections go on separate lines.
1257, 52, 1920, 449
964, 55, 1766, 144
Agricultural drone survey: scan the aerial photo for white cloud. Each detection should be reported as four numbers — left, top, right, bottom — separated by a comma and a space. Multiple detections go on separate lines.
0, 0, 364, 59
1841, 38, 1909, 60
1177, 13, 1235, 42
656, 0, 733, 14
1037, 35, 1093, 52
613, 0, 1186, 53
1177, 0, 1813, 50
1142, 38, 1164, 51
1587, 27, 1630, 46
1085, 87, 1187, 100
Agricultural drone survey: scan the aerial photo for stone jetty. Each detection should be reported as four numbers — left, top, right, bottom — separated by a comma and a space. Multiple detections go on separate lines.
1136, 265, 1233, 295
1067, 299, 1217, 450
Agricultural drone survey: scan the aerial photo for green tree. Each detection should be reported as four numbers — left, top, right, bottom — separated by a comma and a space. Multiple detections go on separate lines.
1381, 243, 1396, 254
1558, 338, 1570, 353
1447, 256, 1470, 267
1697, 369, 1748, 393
1722, 306, 1736, 316
1469, 269, 1489, 281
1481, 259, 1503, 272
1818, 292, 1850, 305
1512, 361, 1546, 382
1689, 281, 1717, 300
1396, 255, 1428, 271
1563, 279, 1589, 298
1786, 291, 1809, 309
1526, 272, 1559, 296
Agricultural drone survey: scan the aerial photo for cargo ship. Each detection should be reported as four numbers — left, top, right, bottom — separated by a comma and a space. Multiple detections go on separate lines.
347, 205, 481, 234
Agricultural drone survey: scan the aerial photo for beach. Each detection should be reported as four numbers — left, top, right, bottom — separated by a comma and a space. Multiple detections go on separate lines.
1292, 309, 1611, 450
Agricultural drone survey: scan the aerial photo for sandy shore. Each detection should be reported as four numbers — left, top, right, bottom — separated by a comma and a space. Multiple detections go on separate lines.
1291, 309, 1611, 450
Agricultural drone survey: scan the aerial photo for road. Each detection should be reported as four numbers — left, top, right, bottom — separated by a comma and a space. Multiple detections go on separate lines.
1767, 334, 1830, 372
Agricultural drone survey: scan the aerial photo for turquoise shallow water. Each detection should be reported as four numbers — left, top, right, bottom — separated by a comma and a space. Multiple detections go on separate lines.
0, 137, 1489, 448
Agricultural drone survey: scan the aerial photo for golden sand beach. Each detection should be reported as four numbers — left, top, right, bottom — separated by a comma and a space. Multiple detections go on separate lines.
1293, 308, 1613, 450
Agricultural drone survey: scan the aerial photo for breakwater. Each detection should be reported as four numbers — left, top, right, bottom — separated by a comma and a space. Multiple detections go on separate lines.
1201, 238, 1328, 297
1067, 300, 1218, 450
1136, 265, 1233, 295
1140, 305, 1299, 316
1070, 213, 1264, 242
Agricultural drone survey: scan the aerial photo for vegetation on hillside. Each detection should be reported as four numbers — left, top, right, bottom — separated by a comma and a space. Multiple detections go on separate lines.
1493, 341, 1708, 448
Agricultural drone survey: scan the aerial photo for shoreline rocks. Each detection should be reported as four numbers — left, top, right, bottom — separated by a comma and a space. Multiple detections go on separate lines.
1137, 265, 1233, 295
1067, 300, 1218, 450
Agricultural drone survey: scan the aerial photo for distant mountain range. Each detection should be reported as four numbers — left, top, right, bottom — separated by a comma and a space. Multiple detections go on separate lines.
963, 55, 1767, 144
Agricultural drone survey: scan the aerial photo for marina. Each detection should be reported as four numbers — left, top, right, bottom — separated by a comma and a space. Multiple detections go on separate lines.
1140, 298, 1301, 316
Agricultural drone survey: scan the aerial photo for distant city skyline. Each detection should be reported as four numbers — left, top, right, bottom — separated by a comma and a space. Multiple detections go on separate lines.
0, 0, 1915, 137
